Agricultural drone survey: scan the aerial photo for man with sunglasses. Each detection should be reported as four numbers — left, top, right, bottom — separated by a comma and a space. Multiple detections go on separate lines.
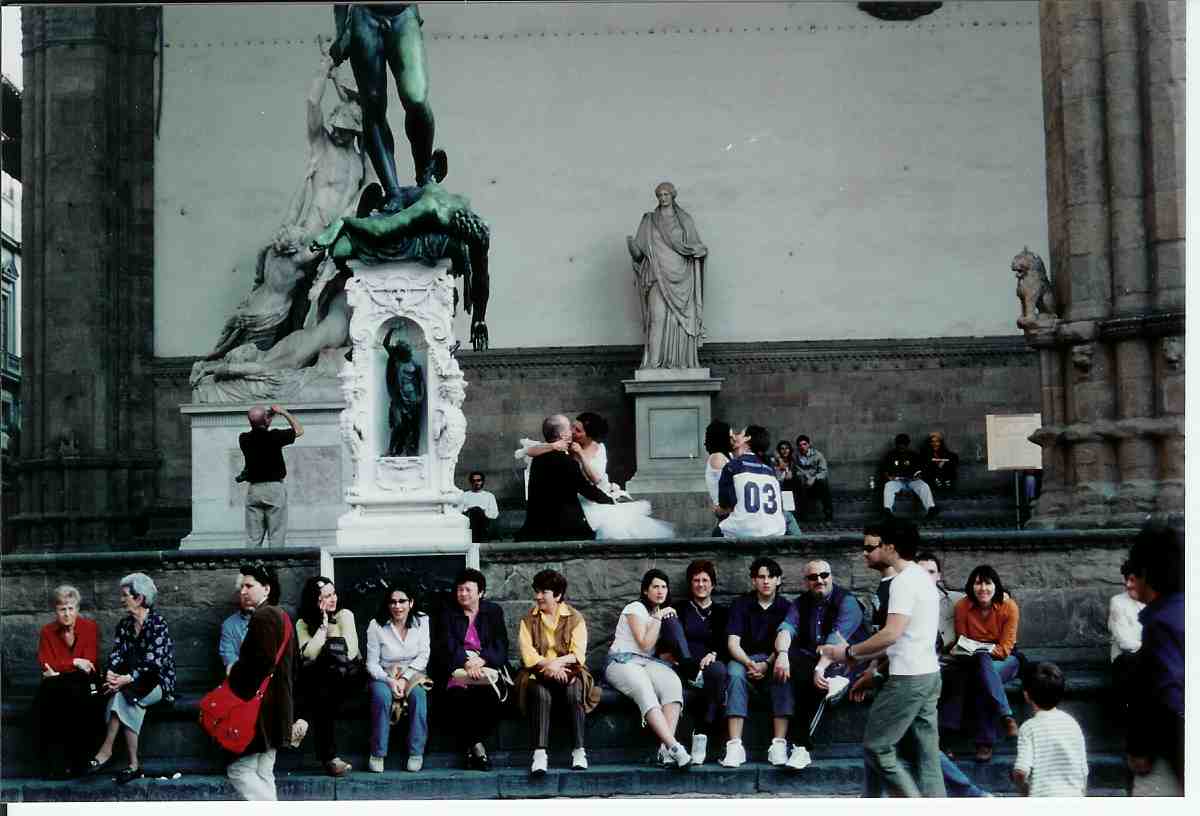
773, 559, 870, 767
820, 519, 945, 797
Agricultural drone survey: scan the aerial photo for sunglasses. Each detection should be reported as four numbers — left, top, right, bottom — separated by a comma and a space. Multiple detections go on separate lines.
389, 598, 411, 605
862, 543, 882, 554
806, 571, 831, 581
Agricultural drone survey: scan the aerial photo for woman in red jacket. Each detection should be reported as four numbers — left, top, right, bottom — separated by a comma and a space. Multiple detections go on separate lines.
35, 584, 102, 779
939, 564, 1021, 762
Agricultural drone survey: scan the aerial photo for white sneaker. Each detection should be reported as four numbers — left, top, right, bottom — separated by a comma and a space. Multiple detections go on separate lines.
667, 742, 692, 768
690, 733, 708, 765
785, 745, 812, 771
571, 748, 588, 770
719, 739, 746, 768
825, 675, 851, 704
530, 748, 548, 776
406, 755, 423, 773
767, 738, 789, 766
367, 755, 384, 774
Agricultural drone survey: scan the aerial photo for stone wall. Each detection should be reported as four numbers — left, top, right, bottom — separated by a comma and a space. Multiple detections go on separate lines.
0, 529, 1133, 695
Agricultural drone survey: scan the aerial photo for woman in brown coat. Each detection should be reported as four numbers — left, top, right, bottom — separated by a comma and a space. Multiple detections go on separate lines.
225, 562, 299, 801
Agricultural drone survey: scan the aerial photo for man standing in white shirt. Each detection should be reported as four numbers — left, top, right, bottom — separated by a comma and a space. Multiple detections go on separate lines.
820, 518, 945, 797
459, 471, 499, 542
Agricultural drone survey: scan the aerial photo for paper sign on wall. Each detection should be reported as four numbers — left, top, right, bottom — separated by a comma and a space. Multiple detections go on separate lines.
985, 414, 1043, 471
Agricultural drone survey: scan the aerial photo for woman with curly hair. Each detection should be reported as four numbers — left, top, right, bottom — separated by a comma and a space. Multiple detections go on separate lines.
296, 576, 361, 776
939, 564, 1021, 762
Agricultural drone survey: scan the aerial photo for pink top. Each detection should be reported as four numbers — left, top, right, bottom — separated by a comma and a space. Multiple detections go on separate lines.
446, 614, 482, 689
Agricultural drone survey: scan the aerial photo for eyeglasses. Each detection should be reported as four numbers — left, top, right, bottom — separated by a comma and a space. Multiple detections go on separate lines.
806, 571, 831, 581
389, 598, 411, 605
862, 543, 882, 554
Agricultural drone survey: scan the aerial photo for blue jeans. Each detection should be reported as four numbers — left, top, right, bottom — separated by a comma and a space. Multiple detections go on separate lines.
939, 652, 1020, 747
941, 752, 989, 797
369, 678, 428, 758
726, 654, 793, 719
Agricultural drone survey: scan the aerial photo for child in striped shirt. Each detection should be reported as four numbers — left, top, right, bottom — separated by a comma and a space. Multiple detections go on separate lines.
1011, 662, 1088, 796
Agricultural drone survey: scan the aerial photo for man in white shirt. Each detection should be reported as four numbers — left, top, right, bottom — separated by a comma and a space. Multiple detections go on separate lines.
459, 471, 499, 542
821, 518, 945, 797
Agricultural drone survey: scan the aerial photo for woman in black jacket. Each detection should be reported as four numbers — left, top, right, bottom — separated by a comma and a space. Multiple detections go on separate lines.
438, 567, 510, 770
657, 559, 729, 765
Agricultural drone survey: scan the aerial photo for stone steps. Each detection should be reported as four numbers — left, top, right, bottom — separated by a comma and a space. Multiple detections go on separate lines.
1, 753, 1131, 802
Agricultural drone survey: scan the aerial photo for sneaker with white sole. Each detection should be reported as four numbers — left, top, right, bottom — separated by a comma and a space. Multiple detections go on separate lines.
530, 748, 548, 776
719, 739, 747, 768
667, 742, 692, 769
367, 755, 385, 774
690, 733, 708, 765
767, 738, 789, 766
571, 748, 588, 770
406, 755, 423, 773
825, 675, 851, 704
656, 744, 673, 766
785, 745, 812, 771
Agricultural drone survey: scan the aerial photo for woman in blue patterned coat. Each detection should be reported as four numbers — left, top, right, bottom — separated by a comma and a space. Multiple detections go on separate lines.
87, 572, 176, 785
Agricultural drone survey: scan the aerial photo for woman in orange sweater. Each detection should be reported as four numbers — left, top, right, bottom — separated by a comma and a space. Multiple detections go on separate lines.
939, 564, 1021, 762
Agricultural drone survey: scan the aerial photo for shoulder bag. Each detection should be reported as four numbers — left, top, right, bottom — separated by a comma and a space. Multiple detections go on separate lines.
198, 611, 292, 754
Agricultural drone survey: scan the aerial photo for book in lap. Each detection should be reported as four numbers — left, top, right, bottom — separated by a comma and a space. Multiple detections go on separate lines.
950, 635, 995, 656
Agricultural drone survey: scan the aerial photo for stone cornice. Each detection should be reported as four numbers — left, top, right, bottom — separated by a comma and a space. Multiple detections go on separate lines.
455, 336, 1034, 378
0, 546, 323, 573
1098, 310, 1185, 341
152, 356, 203, 383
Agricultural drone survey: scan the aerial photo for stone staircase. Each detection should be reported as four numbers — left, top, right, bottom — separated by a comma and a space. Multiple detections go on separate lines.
1, 650, 1128, 801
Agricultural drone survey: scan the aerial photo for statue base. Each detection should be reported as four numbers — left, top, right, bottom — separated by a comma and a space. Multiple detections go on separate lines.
334, 258, 471, 553
623, 368, 723, 494
178, 401, 348, 549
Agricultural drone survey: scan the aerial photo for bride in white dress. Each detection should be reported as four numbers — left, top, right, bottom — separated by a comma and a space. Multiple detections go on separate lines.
515, 412, 675, 540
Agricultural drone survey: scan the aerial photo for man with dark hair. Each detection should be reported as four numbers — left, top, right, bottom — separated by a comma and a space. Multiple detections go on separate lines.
458, 470, 498, 542
1011, 662, 1088, 796
821, 518, 945, 797
880, 433, 937, 518
793, 435, 834, 522
239, 404, 304, 547
515, 414, 614, 541
774, 558, 870, 767
716, 424, 786, 538
226, 562, 299, 800
719, 557, 798, 768
915, 551, 964, 656
1123, 520, 1184, 796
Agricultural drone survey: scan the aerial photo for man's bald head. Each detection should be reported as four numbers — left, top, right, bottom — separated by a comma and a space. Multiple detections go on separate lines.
804, 559, 833, 598
247, 406, 270, 429
542, 414, 570, 442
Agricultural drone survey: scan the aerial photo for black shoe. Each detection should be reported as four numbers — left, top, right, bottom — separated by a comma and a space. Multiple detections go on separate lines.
467, 744, 492, 772
925, 506, 941, 519
114, 767, 144, 785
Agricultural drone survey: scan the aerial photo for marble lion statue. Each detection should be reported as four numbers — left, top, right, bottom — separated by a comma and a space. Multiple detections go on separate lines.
1012, 247, 1057, 326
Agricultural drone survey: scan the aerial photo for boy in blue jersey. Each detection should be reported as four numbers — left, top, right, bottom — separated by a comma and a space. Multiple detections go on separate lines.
716, 425, 786, 538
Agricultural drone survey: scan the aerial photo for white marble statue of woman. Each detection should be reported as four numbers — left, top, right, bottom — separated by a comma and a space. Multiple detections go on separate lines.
627, 181, 708, 369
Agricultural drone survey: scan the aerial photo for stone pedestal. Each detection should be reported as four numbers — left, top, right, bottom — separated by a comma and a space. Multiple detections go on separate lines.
334, 259, 472, 558
179, 402, 348, 549
622, 368, 722, 494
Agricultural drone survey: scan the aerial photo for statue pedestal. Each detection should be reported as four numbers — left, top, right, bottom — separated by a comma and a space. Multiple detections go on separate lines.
179, 401, 348, 549
334, 259, 472, 558
623, 368, 723, 494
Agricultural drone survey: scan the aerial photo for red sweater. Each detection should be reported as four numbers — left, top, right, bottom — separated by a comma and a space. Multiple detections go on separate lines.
36, 617, 100, 674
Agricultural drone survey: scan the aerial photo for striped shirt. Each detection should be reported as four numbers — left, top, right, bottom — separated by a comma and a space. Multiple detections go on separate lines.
1014, 707, 1088, 796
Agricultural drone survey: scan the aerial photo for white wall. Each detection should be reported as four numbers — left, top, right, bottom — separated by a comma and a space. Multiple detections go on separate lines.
155, 1, 1047, 357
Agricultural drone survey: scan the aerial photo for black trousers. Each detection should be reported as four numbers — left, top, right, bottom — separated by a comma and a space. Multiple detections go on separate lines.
299, 665, 361, 763
795, 479, 834, 519
36, 672, 103, 776
464, 507, 493, 543
527, 675, 585, 749
444, 684, 503, 752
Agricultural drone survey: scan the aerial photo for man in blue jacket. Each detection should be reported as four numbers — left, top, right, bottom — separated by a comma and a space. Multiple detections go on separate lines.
774, 559, 870, 767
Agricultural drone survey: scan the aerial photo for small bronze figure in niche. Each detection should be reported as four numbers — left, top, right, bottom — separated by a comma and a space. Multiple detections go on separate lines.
384, 327, 425, 457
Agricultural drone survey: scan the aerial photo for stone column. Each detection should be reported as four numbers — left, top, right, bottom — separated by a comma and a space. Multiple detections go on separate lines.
13, 7, 162, 550
1027, 1, 1184, 528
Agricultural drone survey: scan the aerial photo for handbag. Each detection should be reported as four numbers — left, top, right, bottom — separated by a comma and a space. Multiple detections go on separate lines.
317, 635, 366, 685
198, 611, 292, 754
386, 665, 433, 724
451, 663, 514, 702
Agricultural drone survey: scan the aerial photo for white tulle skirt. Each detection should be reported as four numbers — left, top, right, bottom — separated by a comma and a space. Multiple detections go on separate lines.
580, 496, 675, 540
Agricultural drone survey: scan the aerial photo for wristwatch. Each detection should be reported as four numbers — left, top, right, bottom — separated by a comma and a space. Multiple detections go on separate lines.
846, 643, 855, 660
